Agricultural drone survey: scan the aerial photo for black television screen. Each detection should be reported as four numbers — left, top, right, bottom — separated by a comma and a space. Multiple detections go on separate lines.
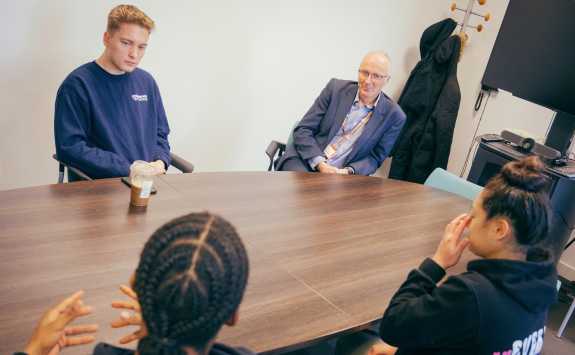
482, 0, 575, 115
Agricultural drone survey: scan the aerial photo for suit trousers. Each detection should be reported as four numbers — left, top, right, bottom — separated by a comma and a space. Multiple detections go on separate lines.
278, 156, 314, 172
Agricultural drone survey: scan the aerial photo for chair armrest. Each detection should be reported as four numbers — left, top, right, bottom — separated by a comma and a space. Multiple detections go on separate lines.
170, 152, 194, 173
265, 141, 286, 171
52, 154, 93, 182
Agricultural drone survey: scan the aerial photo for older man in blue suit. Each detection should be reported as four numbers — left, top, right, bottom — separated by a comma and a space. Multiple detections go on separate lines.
276, 51, 406, 176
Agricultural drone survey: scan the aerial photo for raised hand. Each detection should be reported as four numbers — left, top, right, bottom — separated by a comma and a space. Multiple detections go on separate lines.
432, 214, 471, 270
25, 290, 98, 355
111, 285, 147, 344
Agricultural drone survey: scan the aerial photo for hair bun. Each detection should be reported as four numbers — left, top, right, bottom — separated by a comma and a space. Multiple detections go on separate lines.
501, 156, 549, 193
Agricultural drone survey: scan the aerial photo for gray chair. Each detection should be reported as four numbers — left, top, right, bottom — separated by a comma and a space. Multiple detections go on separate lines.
265, 141, 286, 171
53, 152, 194, 183
265, 121, 298, 171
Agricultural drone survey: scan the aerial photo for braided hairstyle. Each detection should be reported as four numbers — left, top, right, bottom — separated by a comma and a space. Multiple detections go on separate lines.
482, 156, 551, 256
134, 212, 249, 355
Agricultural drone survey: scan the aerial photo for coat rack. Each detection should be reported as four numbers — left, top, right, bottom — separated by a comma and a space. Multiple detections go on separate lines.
450, 0, 490, 34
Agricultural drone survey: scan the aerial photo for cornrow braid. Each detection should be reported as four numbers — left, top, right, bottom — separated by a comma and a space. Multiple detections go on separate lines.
134, 212, 250, 355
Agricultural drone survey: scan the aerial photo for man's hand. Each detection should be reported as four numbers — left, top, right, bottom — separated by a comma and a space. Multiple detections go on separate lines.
150, 160, 166, 175
25, 290, 98, 355
317, 162, 340, 174
432, 214, 471, 270
111, 285, 147, 344
368, 342, 398, 355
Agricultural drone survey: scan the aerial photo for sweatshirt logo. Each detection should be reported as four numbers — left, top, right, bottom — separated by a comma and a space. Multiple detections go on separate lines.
131, 94, 148, 102
492, 327, 545, 355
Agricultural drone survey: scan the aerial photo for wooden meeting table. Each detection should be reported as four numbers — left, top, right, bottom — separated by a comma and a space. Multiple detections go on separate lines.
0, 172, 473, 354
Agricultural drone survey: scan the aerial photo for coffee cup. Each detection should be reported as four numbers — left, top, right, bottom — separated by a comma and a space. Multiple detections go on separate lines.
129, 161, 156, 207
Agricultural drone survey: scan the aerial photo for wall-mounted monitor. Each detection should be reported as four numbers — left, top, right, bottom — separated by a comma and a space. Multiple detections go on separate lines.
482, 0, 575, 116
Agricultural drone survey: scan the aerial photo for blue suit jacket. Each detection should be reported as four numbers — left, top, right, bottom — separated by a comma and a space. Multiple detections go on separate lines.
277, 78, 406, 175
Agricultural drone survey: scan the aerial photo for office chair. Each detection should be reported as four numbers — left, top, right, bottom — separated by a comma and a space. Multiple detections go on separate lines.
265, 121, 298, 171
265, 141, 286, 171
53, 153, 195, 183
424, 167, 483, 201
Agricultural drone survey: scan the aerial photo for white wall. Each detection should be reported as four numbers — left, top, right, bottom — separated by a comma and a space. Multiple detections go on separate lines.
0, 0, 556, 190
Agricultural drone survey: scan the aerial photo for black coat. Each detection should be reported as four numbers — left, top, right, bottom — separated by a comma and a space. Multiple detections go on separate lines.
389, 18, 461, 183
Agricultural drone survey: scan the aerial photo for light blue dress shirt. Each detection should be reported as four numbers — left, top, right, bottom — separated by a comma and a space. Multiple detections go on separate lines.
309, 92, 381, 170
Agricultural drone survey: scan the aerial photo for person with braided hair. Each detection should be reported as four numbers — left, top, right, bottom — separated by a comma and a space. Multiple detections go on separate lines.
337, 156, 559, 355
17, 212, 254, 355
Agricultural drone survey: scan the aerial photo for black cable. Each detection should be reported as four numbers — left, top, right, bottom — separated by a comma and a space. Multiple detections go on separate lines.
474, 91, 484, 111
460, 90, 491, 177
545, 112, 556, 139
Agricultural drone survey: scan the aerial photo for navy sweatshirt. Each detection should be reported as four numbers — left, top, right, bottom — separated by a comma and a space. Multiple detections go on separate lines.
380, 254, 557, 355
54, 61, 171, 179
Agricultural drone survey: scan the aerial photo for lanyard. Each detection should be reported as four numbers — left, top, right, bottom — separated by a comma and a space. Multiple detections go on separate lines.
324, 110, 374, 160
337, 110, 373, 143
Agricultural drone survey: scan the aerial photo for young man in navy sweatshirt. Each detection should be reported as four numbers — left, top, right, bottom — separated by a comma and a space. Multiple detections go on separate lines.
54, 5, 170, 180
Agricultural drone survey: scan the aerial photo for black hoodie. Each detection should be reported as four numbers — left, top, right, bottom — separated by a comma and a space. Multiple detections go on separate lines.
389, 18, 462, 184
89, 342, 254, 355
379, 255, 557, 355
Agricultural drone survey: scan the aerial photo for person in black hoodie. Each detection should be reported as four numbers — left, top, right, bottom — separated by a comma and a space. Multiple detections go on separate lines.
337, 156, 557, 355
16, 212, 254, 355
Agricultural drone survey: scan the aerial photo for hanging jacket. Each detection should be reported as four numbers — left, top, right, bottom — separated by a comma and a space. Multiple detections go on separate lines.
389, 18, 462, 183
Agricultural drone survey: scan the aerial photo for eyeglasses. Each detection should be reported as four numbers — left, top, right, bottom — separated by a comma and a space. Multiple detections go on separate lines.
358, 69, 390, 82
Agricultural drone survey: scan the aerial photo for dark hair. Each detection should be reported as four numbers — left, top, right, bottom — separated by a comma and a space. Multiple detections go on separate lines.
134, 212, 249, 355
482, 156, 551, 251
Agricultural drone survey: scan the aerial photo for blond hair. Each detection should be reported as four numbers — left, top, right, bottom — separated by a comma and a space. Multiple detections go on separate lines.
107, 4, 155, 33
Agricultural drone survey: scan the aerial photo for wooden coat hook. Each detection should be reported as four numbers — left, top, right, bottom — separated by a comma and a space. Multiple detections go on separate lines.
459, 22, 484, 32
450, 0, 490, 34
